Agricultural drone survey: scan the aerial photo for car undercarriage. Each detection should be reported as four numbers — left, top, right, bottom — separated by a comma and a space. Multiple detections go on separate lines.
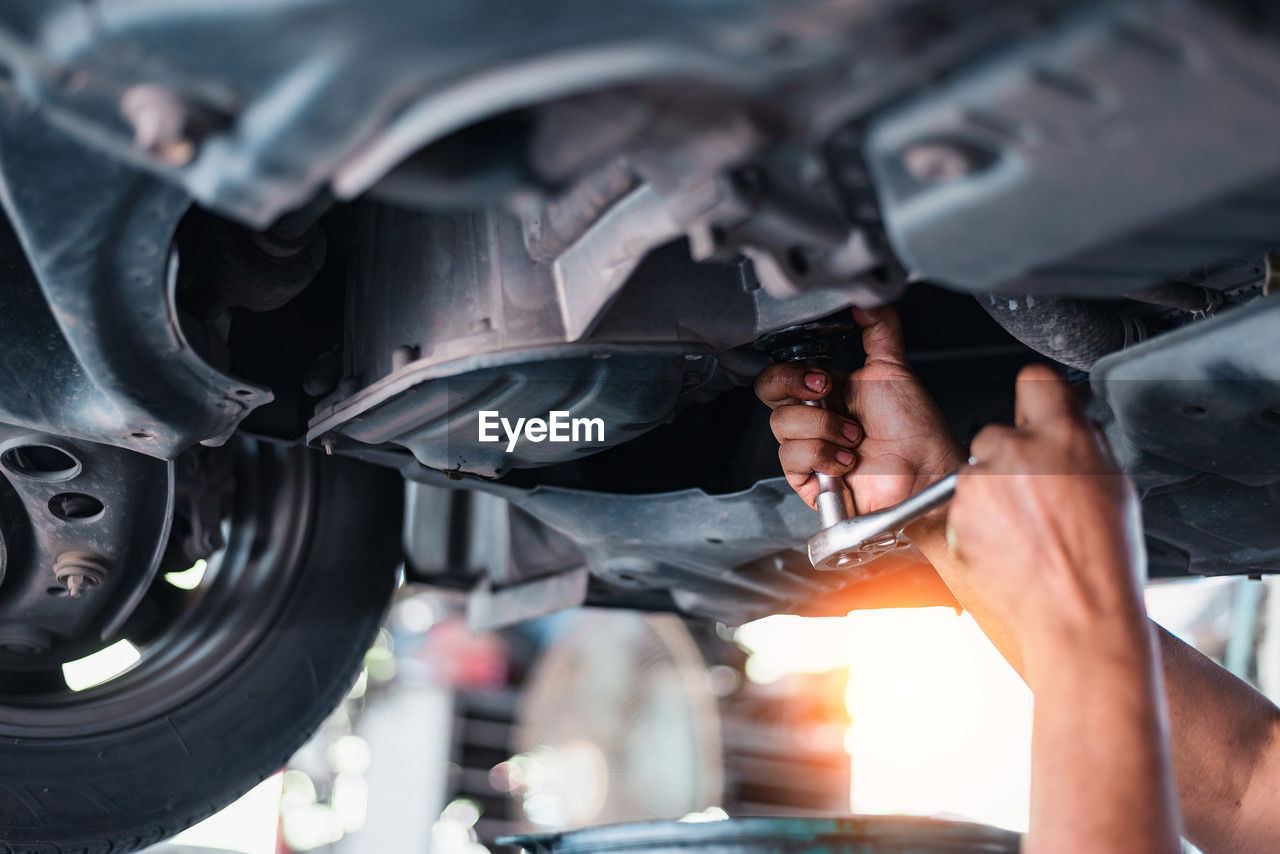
2, 0, 1280, 848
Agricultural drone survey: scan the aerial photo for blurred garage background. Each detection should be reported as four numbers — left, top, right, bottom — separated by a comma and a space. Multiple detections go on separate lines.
117, 574, 1275, 854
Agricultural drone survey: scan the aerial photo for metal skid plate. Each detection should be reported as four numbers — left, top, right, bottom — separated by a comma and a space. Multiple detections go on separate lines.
316, 344, 715, 478
1093, 295, 1280, 574
1093, 296, 1280, 486
309, 203, 860, 476
404, 474, 886, 626
866, 1, 1280, 295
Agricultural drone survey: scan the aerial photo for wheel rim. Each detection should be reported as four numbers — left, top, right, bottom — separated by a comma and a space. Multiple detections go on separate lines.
0, 441, 316, 738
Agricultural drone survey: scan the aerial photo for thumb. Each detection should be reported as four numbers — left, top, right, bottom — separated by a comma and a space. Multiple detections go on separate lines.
1014, 364, 1085, 428
853, 305, 909, 368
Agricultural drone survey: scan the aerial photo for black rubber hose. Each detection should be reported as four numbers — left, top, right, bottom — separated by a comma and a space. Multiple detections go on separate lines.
977, 294, 1144, 371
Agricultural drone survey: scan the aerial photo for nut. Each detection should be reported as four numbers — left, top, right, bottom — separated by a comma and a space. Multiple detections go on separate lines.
52, 551, 109, 599
902, 141, 980, 184
0, 624, 51, 656
120, 84, 200, 166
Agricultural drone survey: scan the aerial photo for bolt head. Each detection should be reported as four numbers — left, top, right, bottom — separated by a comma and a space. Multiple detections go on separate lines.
902, 141, 978, 184
0, 624, 52, 656
120, 84, 198, 166
52, 551, 108, 597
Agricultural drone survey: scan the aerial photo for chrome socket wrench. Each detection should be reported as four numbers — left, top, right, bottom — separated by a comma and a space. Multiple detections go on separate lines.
754, 320, 959, 573
806, 471, 956, 571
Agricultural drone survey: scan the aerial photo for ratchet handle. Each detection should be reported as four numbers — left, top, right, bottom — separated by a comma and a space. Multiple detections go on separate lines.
807, 470, 958, 571
801, 397, 854, 528
877, 471, 957, 531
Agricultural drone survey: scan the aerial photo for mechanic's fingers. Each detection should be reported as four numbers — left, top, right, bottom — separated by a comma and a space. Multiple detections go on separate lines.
948, 461, 992, 562
852, 305, 909, 369
968, 423, 1020, 465
754, 363, 831, 409
779, 438, 856, 479
769, 404, 862, 447
784, 472, 821, 511
1090, 420, 1121, 469
1013, 364, 1085, 430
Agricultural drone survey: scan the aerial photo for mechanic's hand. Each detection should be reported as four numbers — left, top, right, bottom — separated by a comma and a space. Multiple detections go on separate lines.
754, 306, 964, 516
946, 364, 1148, 684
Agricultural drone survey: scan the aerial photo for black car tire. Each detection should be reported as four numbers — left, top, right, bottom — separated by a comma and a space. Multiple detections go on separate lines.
0, 448, 402, 853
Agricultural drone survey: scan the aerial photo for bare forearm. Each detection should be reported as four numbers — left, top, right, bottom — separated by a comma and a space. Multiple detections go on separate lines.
1158, 626, 1280, 853
918, 514, 1280, 851
911, 521, 1179, 852
1029, 628, 1181, 854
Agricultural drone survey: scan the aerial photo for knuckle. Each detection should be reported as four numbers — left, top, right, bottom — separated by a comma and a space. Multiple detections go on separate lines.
752, 367, 777, 398
970, 424, 1012, 457
781, 440, 827, 474
804, 441, 829, 471
820, 409, 851, 442
770, 405, 818, 441
778, 441, 796, 465
1006, 438, 1033, 459
754, 364, 799, 403
778, 444, 801, 474
768, 406, 789, 434
972, 424, 1004, 444
768, 404, 808, 435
